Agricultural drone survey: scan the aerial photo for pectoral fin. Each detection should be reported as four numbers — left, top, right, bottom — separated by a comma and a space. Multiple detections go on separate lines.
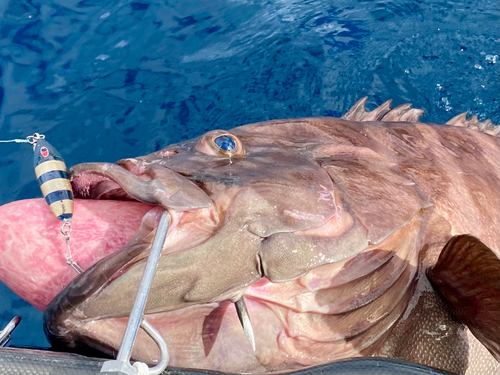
428, 235, 500, 361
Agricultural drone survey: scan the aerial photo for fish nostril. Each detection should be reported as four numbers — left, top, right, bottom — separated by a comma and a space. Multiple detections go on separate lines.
160, 150, 178, 158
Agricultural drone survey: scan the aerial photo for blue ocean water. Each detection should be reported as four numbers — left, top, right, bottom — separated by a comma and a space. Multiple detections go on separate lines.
0, 0, 498, 349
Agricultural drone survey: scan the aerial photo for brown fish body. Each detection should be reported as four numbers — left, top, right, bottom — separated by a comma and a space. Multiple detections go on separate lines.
0, 99, 498, 374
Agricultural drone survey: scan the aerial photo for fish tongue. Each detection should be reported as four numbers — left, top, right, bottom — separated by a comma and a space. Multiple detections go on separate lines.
0, 198, 152, 311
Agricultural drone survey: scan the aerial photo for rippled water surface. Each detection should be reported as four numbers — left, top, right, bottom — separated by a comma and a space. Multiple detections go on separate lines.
0, 0, 498, 348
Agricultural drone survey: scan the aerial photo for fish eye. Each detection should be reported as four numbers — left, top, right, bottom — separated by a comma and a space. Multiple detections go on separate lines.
214, 135, 236, 152
195, 130, 245, 157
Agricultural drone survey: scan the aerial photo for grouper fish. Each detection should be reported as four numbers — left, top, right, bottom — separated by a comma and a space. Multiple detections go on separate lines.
0, 98, 498, 375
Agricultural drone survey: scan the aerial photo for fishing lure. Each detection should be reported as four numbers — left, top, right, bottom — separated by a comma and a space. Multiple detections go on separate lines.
1, 133, 83, 274
33, 137, 74, 221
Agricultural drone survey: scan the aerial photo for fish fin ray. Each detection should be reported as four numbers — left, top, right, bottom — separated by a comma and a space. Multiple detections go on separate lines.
342, 98, 424, 123
446, 113, 499, 137
342, 98, 499, 134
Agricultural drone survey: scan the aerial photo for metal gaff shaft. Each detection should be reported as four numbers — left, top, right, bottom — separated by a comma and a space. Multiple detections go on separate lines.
115, 210, 170, 364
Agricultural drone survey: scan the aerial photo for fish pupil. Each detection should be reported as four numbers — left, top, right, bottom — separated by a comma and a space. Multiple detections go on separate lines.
214, 135, 236, 152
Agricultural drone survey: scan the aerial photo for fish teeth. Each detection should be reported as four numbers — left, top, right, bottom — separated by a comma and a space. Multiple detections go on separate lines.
235, 297, 256, 351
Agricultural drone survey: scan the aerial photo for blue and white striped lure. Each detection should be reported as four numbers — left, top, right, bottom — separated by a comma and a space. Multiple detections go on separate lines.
33, 138, 74, 221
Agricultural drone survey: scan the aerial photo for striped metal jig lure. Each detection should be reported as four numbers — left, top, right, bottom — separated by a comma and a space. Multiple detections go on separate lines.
1, 133, 83, 274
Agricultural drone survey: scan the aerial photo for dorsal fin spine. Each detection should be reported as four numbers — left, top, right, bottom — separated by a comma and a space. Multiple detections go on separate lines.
342, 97, 499, 137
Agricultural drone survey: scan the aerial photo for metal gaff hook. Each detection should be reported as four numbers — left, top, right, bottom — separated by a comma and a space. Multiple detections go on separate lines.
0, 316, 21, 347
99, 211, 171, 375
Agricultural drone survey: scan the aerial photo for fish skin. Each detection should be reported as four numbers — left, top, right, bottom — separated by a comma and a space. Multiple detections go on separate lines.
24, 100, 500, 374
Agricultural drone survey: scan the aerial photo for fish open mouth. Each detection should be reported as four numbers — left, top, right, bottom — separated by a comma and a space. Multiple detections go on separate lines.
70, 159, 213, 212
70, 162, 133, 201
